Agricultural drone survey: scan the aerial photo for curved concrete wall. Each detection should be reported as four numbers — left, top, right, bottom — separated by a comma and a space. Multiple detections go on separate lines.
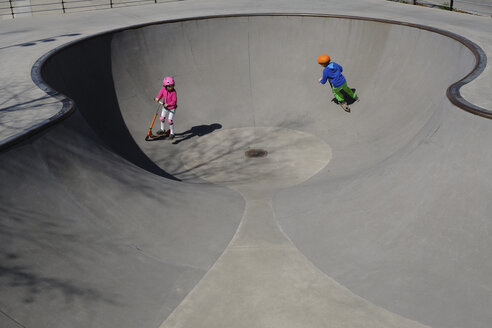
109, 16, 474, 178
3, 14, 490, 328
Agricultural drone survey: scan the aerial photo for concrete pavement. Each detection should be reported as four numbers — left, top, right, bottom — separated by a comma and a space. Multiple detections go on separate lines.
1, 1, 492, 328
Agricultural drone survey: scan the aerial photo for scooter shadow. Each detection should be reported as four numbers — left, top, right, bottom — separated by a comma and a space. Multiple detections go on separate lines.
172, 123, 223, 145
331, 88, 358, 105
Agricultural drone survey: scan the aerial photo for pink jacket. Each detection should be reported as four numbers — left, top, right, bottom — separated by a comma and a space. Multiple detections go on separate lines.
157, 88, 177, 109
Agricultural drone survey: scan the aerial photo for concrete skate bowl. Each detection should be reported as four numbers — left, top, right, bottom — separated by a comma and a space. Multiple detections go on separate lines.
38, 14, 486, 183
2, 14, 490, 328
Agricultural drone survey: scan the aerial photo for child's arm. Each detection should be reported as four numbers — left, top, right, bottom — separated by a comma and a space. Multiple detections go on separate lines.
319, 69, 330, 85
155, 88, 165, 103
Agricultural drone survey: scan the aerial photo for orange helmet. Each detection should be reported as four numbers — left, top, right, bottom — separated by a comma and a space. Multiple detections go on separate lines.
317, 54, 330, 64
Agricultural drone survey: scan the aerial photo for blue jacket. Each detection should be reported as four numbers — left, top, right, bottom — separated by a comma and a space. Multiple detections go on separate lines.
320, 62, 346, 88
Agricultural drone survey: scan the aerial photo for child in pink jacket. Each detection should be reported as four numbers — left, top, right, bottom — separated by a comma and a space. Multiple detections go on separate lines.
154, 76, 177, 139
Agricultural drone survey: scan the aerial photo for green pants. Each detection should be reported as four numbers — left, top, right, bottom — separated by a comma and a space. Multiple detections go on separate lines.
332, 82, 357, 103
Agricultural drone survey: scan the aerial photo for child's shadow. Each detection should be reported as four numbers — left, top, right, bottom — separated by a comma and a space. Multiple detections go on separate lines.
332, 88, 358, 105
173, 123, 222, 144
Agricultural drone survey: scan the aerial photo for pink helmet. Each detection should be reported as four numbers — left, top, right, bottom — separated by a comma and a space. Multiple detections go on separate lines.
163, 76, 175, 86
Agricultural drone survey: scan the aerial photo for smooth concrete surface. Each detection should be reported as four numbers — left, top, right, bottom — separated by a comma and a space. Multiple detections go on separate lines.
417, 0, 492, 15
1, 0, 492, 144
451, 0, 492, 15
1, 2, 492, 328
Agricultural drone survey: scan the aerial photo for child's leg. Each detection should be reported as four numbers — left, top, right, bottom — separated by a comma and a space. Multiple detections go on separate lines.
332, 86, 345, 103
341, 82, 357, 99
160, 108, 169, 131
168, 110, 175, 135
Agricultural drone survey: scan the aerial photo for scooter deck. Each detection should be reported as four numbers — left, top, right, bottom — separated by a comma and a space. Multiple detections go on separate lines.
145, 130, 170, 141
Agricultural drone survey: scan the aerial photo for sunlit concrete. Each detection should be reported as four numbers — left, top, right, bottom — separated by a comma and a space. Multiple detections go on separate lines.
1, 2, 492, 328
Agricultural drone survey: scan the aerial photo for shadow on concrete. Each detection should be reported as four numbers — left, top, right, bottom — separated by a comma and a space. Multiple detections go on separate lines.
39, 34, 179, 181
331, 88, 358, 105
172, 123, 222, 145
0, 203, 122, 307
0, 34, 81, 51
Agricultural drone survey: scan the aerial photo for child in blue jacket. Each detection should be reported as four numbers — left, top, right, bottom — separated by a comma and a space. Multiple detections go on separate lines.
317, 54, 358, 111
